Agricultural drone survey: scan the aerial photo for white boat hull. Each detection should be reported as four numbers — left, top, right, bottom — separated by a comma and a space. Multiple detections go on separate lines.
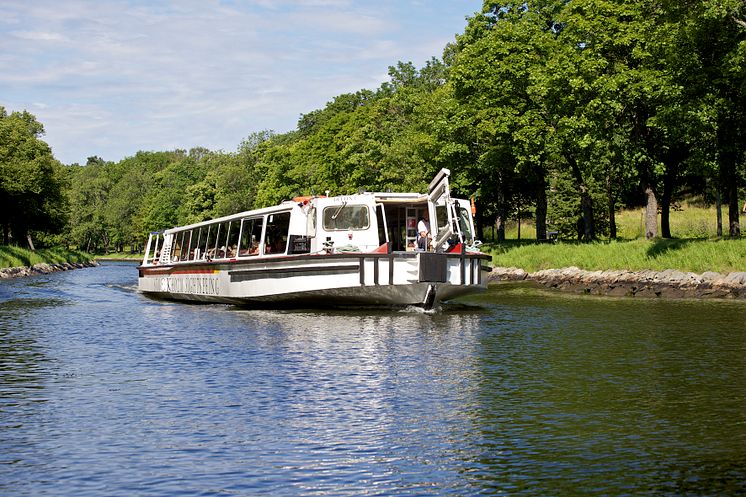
138, 252, 490, 308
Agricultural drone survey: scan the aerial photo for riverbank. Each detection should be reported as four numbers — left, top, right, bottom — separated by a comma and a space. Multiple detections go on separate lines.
0, 260, 99, 279
484, 237, 746, 299
489, 266, 746, 299
0, 245, 97, 279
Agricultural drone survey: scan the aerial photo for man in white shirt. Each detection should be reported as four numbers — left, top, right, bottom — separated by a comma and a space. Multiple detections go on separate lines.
417, 212, 430, 251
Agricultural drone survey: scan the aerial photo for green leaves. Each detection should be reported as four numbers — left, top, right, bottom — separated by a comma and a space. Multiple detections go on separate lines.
0, 108, 66, 245
4, 0, 745, 249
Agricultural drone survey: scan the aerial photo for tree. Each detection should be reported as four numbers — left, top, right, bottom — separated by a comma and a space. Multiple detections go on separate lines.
451, 4, 558, 240
0, 107, 66, 248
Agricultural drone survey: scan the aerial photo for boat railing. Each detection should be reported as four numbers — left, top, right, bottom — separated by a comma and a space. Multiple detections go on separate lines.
142, 231, 164, 266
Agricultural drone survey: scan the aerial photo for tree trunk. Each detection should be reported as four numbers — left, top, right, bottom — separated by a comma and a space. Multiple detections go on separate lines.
729, 215, 741, 237
475, 205, 485, 241
716, 189, 723, 237
660, 177, 673, 239
496, 182, 507, 242
728, 181, 740, 237
535, 173, 547, 241
718, 114, 741, 237
580, 188, 593, 241
569, 157, 593, 241
607, 176, 617, 240
27, 233, 35, 251
644, 186, 658, 239
660, 195, 671, 239
660, 146, 685, 239
495, 216, 505, 242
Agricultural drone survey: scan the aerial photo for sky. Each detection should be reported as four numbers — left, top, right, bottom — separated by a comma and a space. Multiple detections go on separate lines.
1, 0, 480, 165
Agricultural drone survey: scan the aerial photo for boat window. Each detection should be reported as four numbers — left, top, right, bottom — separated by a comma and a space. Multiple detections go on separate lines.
435, 205, 449, 232
307, 207, 317, 238
189, 228, 202, 261
203, 224, 215, 259
180, 231, 189, 261
184, 230, 194, 261
171, 232, 183, 262
238, 217, 263, 257
322, 205, 369, 231
225, 221, 240, 258
213, 222, 229, 259
457, 205, 473, 242
265, 212, 290, 255
376, 204, 388, 246
146, 232, 163, 265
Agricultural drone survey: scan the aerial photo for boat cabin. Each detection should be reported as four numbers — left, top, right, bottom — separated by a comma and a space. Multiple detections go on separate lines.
142, 171, 478, 267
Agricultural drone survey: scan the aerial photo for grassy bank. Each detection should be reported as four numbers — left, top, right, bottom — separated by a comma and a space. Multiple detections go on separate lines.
0, 246, 94, 270
485, 237, 746, 274
96, 251, 143, 261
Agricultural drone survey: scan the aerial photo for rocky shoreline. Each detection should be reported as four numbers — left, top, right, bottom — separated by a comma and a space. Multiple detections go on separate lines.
489, 266, 746, 299
0, 261, 99, 279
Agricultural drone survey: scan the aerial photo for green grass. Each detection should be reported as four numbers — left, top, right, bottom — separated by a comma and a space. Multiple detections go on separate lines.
615, 202, 719, 240
96, 251, 144, 261
496, 202, 723, 241
485, 237, 746, 274
0, 246, 94, 270
484, 202, 746, 273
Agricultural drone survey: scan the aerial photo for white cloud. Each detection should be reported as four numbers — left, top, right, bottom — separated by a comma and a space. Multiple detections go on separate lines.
0, 0, 478, 165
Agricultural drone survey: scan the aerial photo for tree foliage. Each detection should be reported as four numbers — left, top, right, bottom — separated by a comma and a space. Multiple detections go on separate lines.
2, 0, 744, 252
0, 107, 66, 247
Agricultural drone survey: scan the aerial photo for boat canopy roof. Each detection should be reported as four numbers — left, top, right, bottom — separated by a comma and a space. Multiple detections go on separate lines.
371, 192, 429, 204
161, 201, 300, 235
161, 189, 441, 236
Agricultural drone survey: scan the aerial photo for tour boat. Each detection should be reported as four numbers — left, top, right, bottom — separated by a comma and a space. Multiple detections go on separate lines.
138, 168, 491, 308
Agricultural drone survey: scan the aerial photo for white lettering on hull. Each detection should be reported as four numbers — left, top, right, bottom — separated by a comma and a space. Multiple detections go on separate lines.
159, 276, 221, 296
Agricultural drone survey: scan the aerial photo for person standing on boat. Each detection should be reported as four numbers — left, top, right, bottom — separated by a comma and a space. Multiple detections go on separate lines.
417, 212, 431, 251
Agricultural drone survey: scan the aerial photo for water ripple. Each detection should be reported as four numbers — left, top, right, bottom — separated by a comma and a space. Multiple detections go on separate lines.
1, 265, 746, 495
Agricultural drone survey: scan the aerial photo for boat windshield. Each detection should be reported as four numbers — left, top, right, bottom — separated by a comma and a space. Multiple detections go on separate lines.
434, 202, 473, 244
323, 205, 370, 231
457, 206, 474, 242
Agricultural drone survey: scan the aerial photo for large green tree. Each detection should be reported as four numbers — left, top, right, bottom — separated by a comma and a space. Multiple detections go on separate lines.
0, 107, 66, 247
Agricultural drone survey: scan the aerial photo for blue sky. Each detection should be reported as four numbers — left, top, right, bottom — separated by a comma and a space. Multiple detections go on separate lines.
1, 0, 480, 165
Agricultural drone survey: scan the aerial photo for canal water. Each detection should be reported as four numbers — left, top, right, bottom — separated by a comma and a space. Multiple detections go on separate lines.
2, 262, 746, 496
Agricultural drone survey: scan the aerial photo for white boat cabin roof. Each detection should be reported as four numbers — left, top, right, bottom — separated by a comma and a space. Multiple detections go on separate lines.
160, 191, 434, 236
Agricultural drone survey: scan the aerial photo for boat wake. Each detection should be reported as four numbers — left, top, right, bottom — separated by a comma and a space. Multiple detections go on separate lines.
400, 305, 440, 315
106, 283, 139, 294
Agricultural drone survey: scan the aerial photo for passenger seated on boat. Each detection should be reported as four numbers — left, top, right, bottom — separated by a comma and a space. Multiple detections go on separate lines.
267, 237, 285, 254
239, 242, 259, 256
217, 246, 227, 258
227, 245, 237, 258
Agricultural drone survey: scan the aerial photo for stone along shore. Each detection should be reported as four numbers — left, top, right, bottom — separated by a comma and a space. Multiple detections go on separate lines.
489, 266, 746, 299
0, 261, 99, 279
